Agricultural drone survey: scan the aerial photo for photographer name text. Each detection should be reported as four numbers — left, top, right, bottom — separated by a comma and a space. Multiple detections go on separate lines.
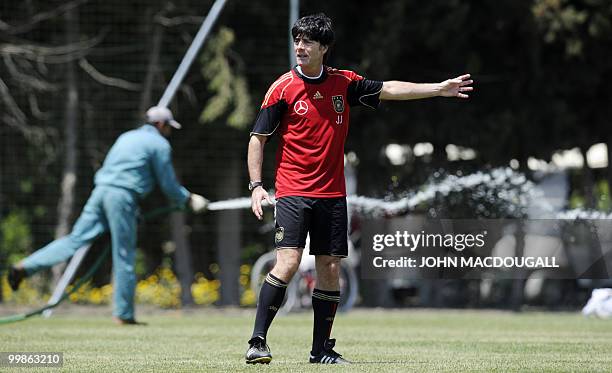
372, 256, 559, 269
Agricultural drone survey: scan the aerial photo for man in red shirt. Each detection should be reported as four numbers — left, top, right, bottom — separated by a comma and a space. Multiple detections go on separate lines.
246, 13, 473, 364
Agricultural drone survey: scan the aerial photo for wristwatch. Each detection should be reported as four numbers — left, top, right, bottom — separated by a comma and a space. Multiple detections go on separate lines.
248, 181, 263, 192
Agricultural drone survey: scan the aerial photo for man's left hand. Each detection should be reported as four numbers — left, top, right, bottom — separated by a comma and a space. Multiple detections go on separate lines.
439, 74, 474, 99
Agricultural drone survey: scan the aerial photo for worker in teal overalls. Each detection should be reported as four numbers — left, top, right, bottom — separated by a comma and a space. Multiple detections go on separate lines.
8, 106, 208, 324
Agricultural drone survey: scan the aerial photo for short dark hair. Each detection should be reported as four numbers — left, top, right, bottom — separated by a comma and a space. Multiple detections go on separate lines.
291, 13, 334, 47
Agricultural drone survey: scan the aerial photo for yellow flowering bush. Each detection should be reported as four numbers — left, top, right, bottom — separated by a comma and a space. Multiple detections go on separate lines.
192, 272, 220, 305
1, 275, 49, 305
0, 264, 256, 307
65, 282, 113, 305
135, 267, 181, 308
240, 264, 256, 306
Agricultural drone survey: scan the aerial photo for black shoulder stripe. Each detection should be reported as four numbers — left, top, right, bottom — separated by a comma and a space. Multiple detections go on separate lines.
250, 101, 288, 137
347, 79, 383, 109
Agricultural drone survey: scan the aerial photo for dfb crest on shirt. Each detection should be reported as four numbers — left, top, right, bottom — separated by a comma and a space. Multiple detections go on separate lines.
332, 95, 345, 113
275, 227, 284, 243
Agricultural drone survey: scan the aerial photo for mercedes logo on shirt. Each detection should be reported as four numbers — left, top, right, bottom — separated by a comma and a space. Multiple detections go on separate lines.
294, 100, 309, 115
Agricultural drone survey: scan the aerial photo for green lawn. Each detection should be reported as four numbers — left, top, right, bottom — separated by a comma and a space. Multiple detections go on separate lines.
1, 308, 611, 372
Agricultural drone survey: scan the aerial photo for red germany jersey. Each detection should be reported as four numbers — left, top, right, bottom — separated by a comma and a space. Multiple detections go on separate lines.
251, 66, 382, 198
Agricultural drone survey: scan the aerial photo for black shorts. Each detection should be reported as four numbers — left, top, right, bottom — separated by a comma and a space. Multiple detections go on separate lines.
274, 196, 348, 257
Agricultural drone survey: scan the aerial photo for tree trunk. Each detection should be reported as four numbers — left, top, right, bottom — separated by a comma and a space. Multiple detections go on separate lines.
581, 147, 596, 209
607, 138, 612, 210
139, 11, 164, 114
171, 211, 194, 306
134, 10, 196, 304
0, 168, 3, 302
217, 157, 241, 306
139, 14, 195, 305
52, 7, 80, 284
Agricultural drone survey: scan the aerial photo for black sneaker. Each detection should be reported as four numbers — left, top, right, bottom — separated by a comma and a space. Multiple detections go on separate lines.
8, 266, 26, 291
245, 337, 272, 364
309, 339, 350, 364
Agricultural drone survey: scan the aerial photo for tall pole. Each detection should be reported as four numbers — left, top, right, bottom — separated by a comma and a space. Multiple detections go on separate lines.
158, 0, 228, 108
288, 0, 299, 68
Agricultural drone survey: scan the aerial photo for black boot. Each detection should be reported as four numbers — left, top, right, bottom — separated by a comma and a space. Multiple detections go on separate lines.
8, 266, 26, 291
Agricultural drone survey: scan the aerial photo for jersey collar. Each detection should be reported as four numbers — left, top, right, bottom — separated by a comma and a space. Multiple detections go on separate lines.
293, 65, 328, 84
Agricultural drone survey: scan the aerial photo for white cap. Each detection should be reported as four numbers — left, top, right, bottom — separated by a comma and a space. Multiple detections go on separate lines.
146, 106, 182, 129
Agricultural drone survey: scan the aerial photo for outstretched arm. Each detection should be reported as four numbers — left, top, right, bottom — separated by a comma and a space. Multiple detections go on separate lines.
152, 145, 190, 205
380, 74, 473, 100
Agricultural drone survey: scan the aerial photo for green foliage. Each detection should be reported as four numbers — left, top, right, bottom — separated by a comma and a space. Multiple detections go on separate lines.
199, 27, 254, 129
19, 180, 33, 194
570, 179, 611, 210
596, 179, 610, 211
0, 210, 33, 263
569, 189, 586, 209
134, 249, 147, 278
240, 242, 267, 264
533, 0, 589, 56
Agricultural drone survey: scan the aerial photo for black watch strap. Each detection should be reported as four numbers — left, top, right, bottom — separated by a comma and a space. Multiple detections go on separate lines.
248, 181, 263, 191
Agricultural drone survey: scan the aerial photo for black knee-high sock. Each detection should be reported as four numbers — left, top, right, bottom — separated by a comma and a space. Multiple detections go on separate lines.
311, 288, 340, 355
251, 273, 287, 340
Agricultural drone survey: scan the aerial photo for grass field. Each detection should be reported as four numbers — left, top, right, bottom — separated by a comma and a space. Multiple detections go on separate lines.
1, 307, 612, 372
